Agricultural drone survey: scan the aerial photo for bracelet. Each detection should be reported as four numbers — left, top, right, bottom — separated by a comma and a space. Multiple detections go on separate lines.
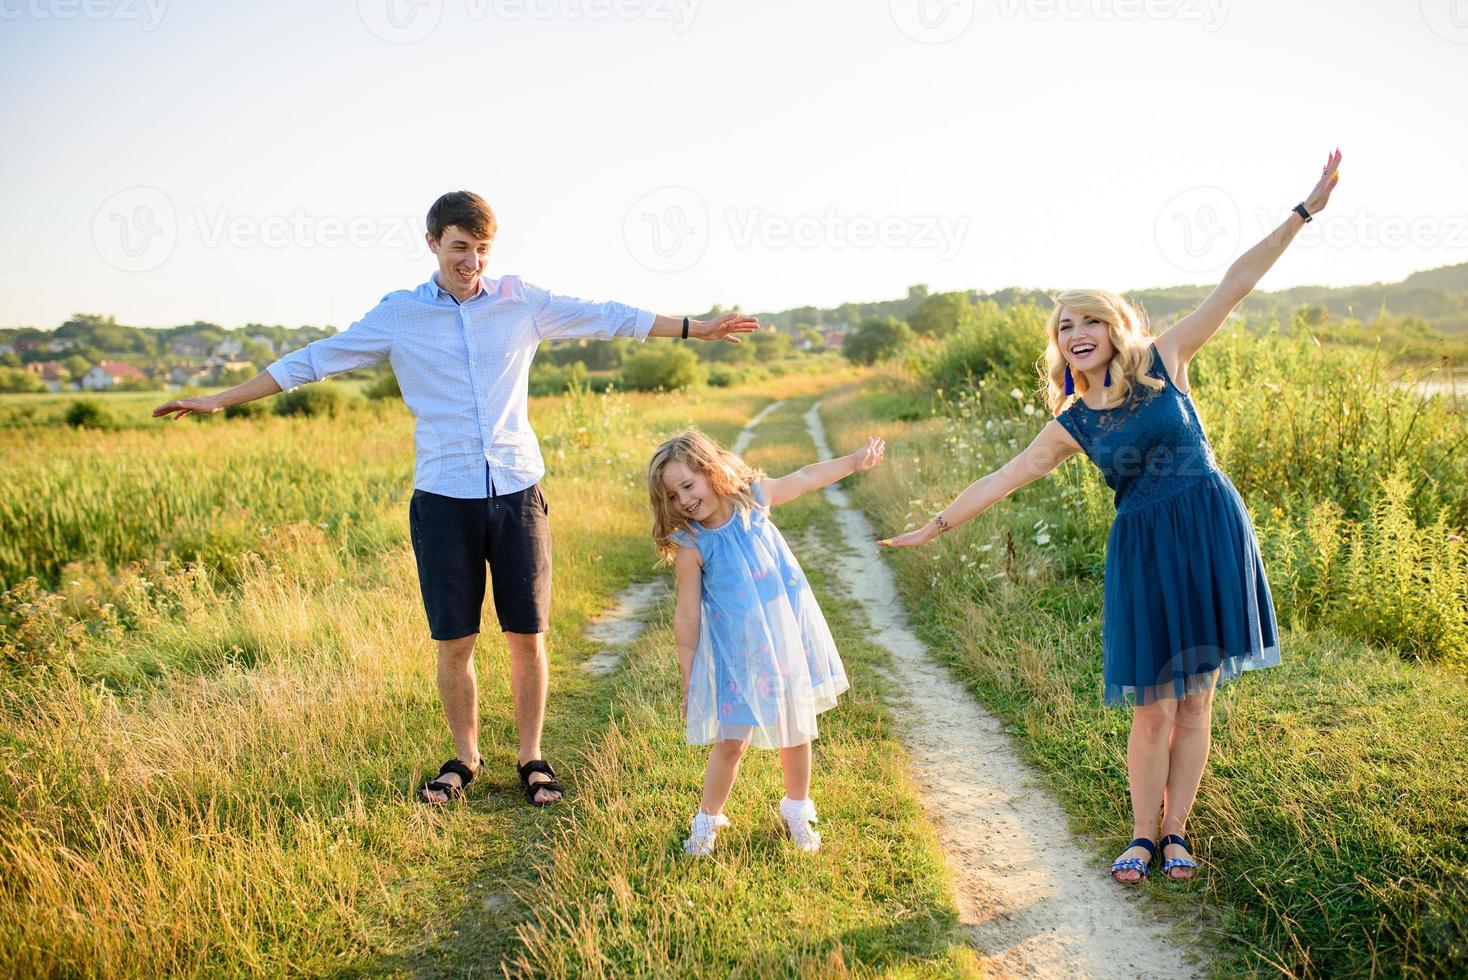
933, 513, 952, 534
681, 315, 690, 339
1293, 202, 1313, 223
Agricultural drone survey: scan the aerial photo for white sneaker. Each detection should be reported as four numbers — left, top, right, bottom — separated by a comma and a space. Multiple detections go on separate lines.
682, 810, 731, 857
779, 796, 821, 853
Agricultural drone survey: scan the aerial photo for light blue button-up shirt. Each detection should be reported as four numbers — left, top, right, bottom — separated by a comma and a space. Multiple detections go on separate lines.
266, 273, 655, 498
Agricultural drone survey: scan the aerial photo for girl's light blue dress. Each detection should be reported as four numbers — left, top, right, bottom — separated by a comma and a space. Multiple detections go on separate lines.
1057, 343, 1281, 707
670, 481, 849, 748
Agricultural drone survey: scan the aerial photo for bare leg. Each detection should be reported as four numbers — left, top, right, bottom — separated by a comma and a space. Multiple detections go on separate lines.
1116, 698, 1176, 879
421, 633, 481, 804
505, 630, 561, 804
778, 742, 812, 801
1161, 685, 1215, 878
700, 738, 749, 815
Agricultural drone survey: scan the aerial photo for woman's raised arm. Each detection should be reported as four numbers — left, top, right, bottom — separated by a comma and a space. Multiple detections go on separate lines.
1157, 149, 1342, 370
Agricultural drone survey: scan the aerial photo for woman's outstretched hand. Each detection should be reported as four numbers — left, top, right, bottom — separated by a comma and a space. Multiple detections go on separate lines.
850, 436, 886, 472
878, 522, 938, 549
1304, 148, 1342, 215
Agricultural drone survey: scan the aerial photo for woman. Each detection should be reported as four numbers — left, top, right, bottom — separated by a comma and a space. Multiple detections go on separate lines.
882, 150, 1342, 882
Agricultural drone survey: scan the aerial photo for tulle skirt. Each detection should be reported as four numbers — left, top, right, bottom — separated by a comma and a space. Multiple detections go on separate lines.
1102, 470, 1281, 707
684, 584, 849, 750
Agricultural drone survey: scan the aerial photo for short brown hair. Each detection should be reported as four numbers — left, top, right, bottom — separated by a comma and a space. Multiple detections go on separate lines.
426, 191, 496, 242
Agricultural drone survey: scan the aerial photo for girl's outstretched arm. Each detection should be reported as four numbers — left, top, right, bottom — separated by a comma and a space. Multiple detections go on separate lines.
672, 546, 702, 721
880, 421, 1079, 548
1156, 149, 1342, 374
760, 436, 885, 507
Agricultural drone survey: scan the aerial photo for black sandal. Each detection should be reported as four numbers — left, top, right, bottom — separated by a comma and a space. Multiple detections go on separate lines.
517, 759, 564, 806
419, 759, 477, 805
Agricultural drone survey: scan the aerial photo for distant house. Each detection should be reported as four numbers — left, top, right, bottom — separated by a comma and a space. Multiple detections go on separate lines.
169, 364, 208, 387
46, 337, 77, 353
249, 334, 276, 353
14, 338, 43, 353
26, 360, 69, 392
170, 337, 211, 359
821, 327, 849, 351
82, 360, 147, 390
213, 336, 243, 358
208, 360, 256, 383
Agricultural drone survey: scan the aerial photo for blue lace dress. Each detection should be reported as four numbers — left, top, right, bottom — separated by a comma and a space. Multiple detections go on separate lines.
1056, 343, 1281, 707
669, 481, 849, 748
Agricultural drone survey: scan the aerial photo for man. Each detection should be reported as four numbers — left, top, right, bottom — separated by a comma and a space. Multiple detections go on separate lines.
153, 190, 756, 806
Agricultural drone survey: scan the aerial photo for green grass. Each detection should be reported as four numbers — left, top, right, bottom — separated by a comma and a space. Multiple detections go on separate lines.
0, 371, 979, 977
821, 378, 1468, 979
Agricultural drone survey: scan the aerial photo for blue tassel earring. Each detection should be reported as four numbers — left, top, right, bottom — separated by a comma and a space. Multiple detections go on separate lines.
1063, 364, 1074, 396
1103, 364, 1112, 388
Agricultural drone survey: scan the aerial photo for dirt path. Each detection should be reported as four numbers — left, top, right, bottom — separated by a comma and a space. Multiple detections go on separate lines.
800, 399, 1205, 980
578, 396, 1204, 976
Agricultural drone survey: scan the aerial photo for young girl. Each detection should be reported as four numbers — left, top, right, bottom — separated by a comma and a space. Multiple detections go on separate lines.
648, 428, 885, 856
883, 151, 1342, 883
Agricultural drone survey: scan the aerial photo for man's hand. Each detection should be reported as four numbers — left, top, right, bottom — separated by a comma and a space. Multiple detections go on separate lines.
695, 313, 760, 343
152, 395, 223, 420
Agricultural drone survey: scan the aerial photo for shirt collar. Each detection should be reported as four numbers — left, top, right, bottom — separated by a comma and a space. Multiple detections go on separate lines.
428, 271, 491, 304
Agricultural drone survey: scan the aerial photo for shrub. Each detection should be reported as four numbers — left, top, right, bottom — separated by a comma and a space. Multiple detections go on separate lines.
363, 371, 401, 401
844, 317, 915, 366
0, 367, 44, 393
274, 384, 344, 418
223, 400, 265, 419
620, 346, 706, 391
64, 399, 109, 428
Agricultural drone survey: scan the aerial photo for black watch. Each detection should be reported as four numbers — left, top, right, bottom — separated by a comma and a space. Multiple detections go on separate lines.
681, 315, 690, 339
1293, 202, 1313, 223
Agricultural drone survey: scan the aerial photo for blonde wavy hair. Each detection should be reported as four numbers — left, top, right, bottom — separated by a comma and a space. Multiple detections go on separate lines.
1042, 288, 1164, 415
647, 429, 765, 564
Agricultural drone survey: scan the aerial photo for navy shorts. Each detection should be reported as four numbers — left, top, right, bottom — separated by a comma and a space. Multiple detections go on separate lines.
408, 484, 552, 639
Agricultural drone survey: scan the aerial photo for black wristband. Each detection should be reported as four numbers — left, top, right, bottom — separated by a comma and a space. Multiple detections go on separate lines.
1293, 202, 1313, 223
681, 316, 689, 339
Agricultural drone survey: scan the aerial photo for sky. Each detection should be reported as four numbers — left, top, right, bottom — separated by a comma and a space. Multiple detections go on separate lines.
2, 0, 1466, 330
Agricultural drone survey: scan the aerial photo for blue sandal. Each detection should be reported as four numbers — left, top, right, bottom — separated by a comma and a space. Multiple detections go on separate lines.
1110, 837, 1156, 883
1160, 834, 1199, 880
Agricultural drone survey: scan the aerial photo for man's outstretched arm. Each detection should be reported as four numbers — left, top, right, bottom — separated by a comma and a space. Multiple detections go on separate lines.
152, 371, 283, 420
647, 312, 760, 343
